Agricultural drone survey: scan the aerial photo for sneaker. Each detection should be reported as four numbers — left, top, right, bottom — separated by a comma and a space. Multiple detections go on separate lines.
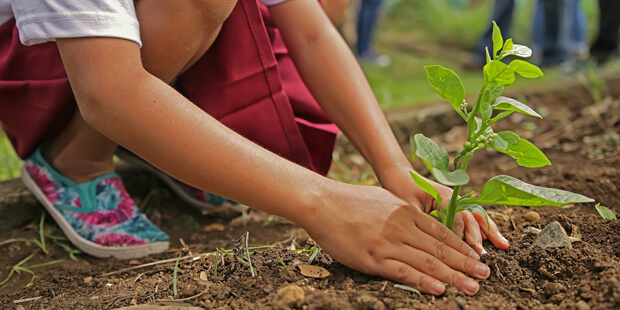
115, 148, 248, 213
21, 147, 169, 259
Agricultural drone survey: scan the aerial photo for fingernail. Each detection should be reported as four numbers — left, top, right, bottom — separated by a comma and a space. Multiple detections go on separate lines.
501, 236, 509, 244
431, 282, 445, 295
480, 248, 488, 255
476, 264, 490, 277
464, 279, 479, 295
469, 251, 480, 260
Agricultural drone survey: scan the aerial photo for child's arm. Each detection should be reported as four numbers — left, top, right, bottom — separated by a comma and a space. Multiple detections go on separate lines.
56, 36, 488, 296
268, 0, 509, 252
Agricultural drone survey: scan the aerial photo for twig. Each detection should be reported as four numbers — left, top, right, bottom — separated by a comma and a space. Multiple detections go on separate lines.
13, 296, 43, 304
179, 238, 192, 256
156, 288, 208, 302
100, 245, 278, 277
99, 254, 207, 277
244, 232, 255, 278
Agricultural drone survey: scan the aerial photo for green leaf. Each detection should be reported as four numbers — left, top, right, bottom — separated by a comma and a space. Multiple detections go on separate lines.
493, 96, 542, 118
414, 134, 470, 186
595, 203, 617, 220
455, 204, 490, 231
500, 38, 514, 58
483, 61, 515, 86
509, 60, 544, 78
429, 210, 443, 222
488, 85, 504, 102
485, 47, 491, 63
486, 134, 508, 150
414, 134, 449, 170
500, 44, 533, 58
493, 131, 551, 167
492, 21, 503, 59
410, 171, 442, 207
460, 175, 594, 206
432, 168, 470, 186
480, 88, 493, 121
424, 66, 466, 118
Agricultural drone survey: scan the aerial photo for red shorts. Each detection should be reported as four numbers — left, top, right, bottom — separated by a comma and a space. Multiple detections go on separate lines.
0, 0, 338, 175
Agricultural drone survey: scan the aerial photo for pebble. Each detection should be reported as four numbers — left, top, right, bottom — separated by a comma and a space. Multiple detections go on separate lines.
83, 276, 93, 284
276, 284, 305, 308
524, 211, 541, 222
533, 221, 572, 249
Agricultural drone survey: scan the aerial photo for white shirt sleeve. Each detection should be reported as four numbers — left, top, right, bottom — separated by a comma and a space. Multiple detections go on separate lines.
259, 0, 289, 6
10, 0, 141, 46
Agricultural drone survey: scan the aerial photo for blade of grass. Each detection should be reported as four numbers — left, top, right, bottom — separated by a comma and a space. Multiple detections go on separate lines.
307, 247, 320, 265
173, 252, 182, 297
38, 213, 48, 254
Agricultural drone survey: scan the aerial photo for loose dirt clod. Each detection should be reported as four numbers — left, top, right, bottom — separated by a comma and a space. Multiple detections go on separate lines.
276, 284, 305, 308
533, 221, 572, 249
524, 211, 541, 222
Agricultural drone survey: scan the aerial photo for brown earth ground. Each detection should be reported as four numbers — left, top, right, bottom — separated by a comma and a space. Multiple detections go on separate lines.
0, 76, 619, 309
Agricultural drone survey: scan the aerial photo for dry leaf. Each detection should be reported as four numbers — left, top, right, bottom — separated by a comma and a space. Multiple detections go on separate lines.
297, 264, 330, 278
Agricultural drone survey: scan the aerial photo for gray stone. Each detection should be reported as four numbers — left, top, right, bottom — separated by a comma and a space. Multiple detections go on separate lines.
533, 221, 572, 249
0, 178, 39, 233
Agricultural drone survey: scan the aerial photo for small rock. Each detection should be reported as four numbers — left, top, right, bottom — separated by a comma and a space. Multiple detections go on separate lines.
16, 306, 26, 310
575, 300, 590, 310
455, 297, 468, 309
199, 271, 208, 282
533, 221, 572, 249
276, 284, 305, 308
524, 211, 541, 222
83, 276, 93, 284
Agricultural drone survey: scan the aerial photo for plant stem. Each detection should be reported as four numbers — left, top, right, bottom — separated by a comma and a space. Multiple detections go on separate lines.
445, 154, 472, 230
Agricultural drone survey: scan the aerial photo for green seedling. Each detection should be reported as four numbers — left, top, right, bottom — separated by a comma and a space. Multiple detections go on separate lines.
307, 246, 321, 265
0, 250, 63, 287
276, 253, 287, 268
595, 203, 617, 220
412, 22, 594, 231
172, 252, 182, 298
0, 213, 64, 287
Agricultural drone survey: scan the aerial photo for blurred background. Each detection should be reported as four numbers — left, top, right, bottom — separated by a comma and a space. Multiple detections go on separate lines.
1, 0, 618, 181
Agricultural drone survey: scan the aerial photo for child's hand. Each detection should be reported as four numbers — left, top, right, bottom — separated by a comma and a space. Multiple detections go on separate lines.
303, 183, 490, 296
376, 164, 509, 255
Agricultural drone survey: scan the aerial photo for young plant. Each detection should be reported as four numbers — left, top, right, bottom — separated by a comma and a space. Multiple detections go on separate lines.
411, 22, 594, 231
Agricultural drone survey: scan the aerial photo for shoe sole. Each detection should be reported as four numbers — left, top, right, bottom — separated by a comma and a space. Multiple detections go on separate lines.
116, 149, 248, 213
21, 167, 169, 260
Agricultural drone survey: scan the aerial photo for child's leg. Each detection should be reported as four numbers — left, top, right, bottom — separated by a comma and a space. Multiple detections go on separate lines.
43, 0, 236, 184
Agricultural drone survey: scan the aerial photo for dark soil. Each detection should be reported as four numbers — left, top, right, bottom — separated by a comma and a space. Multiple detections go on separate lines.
1, 77, 619, 310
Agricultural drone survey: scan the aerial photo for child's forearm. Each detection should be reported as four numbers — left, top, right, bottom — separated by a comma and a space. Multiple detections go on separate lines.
269, 0, 412, 176
56, 37, 327, 228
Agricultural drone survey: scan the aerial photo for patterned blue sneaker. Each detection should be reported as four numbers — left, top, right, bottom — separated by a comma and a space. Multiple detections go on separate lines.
21, 147, 169, 259
115, 148, 247, 213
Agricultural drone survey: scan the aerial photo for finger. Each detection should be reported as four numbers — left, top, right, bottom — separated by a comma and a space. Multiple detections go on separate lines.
452, 212, 465, 239
461, 211, 486, 255
479, 228, 488, 240
378, 259, 447, 295
415, 213, 480, 261
405, 228, 490, 280
472, 211, 510, 250
383, 248, 482, 296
